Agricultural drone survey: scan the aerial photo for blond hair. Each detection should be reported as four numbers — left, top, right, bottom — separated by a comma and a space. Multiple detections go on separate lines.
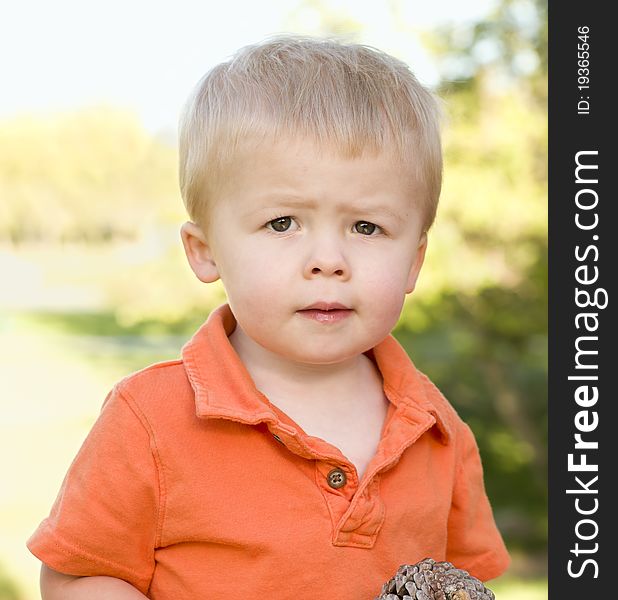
178, 35, 443, 233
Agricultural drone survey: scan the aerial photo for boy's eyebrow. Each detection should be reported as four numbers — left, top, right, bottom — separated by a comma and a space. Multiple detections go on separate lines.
251, 195, 406, 224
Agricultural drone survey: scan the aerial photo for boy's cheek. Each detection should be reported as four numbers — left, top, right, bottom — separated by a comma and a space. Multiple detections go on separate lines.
363, 257, 416, 296
222, 264, 289, 307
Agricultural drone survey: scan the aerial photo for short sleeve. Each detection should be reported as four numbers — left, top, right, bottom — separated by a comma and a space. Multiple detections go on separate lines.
26, 383, 161, 595
446, 423, 510, 582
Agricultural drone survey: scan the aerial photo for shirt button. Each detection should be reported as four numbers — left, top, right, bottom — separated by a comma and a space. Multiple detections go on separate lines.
327, 468, 347, 489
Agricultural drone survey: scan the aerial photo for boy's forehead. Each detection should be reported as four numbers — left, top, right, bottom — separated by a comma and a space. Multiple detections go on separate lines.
223, 134, 420, 191
208, 141, 422, 228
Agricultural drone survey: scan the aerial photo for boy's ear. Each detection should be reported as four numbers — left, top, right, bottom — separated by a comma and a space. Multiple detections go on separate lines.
405, 232, 428, 294
180, 221, 221, 283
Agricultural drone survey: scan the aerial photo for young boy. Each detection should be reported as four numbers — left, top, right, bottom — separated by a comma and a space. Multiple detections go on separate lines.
28, 36, 510, 599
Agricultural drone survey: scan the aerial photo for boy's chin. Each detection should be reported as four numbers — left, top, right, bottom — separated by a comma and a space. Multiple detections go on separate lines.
275, 343, 365, 366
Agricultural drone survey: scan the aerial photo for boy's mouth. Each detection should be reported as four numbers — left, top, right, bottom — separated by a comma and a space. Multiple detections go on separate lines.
299, 301, 351, 311
297, 302, 353, 324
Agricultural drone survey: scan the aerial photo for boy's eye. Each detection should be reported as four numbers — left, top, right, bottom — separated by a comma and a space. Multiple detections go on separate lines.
354, 221, 380, 235
266, 216, 293, 232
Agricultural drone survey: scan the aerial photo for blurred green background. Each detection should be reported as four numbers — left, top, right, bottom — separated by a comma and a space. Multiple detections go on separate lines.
1, 1, 546, 598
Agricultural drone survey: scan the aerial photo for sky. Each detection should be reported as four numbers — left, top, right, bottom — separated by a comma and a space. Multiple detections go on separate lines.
1, 0, 497, 135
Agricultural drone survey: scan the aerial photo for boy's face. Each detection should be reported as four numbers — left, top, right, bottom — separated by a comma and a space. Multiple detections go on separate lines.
181, 136, 428, 366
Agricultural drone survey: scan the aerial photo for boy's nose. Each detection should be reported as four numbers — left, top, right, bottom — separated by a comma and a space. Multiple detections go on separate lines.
309, 264, 345, 277
303, 238, 350, 280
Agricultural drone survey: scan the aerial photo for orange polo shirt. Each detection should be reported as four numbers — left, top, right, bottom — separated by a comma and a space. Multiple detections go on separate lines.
27, 302, 509, 598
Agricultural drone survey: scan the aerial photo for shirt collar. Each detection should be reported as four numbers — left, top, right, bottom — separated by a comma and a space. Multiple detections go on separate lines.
181, 303, 452, 444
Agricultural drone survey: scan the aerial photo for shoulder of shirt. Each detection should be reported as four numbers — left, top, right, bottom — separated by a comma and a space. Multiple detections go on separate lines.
110, 358, 194, 418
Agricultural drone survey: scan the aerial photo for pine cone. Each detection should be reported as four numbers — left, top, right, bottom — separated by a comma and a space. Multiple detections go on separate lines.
375, 557, 495, 600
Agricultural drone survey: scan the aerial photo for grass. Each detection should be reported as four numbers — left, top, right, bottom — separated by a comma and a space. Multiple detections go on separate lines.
489, 574, 547, 599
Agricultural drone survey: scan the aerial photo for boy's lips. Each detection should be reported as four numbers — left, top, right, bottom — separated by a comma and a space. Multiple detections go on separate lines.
299, 301, 350, 311
297, 302, 353, 324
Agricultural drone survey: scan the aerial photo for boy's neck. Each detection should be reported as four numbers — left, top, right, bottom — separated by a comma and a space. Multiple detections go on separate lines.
228, 322, 383, 407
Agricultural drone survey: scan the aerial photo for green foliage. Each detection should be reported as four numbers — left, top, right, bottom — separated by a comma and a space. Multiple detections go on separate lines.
428, 0, 547, 102
0, 106, 179, 245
